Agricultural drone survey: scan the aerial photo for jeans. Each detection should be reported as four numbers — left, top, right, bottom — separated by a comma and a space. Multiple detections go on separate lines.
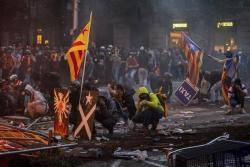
230, 96, 245, 108
132, 108, 163, 128
112, 63, 121, 82
126, 69, 137, 86
210, 81, 221, 103
138, 68, 148, 86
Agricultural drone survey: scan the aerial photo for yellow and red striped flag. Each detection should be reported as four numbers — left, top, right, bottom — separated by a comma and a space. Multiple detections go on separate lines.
67, 12, 92, 81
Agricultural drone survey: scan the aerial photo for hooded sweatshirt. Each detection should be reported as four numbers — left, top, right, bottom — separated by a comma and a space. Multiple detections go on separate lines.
25, 84, 47, 103
137, 87, 164, 112
24, 84, 48, 117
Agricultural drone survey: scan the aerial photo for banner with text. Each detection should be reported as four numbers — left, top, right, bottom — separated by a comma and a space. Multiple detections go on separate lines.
174, 80, 199, 106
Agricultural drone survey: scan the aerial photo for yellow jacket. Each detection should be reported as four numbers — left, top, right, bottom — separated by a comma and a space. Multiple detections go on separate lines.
137, 87, 164, 112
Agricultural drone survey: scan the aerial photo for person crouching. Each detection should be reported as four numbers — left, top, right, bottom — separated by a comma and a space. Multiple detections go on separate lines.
23, 84, 48, 118
132, 87, 163, 131
227, 78, 248, 114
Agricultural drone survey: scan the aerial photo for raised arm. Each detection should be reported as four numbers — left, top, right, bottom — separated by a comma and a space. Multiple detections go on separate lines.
207, 55, 231, 63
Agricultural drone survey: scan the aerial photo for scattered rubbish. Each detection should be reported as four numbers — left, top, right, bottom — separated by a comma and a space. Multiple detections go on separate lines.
111, 159, 122, 167
203, 98, 211, 102
87, 148, 104, 158
180, 111, 194, 114
53, 135, 62, 142
64, 147, 103, 159
158, 130, 170, 136
18, 122, 25, 128
184, 129, 194, 133
68, 134, 75, 141
166, 136, 182, 140
190, 108, 204, 112
41, 116, 52, 122
142, 159, 166, 167
95, 136, 110, 142
220, 104, 229, 109
95, 137, 102, 141
147, 154, 167, 162
113, 149, 148, 160
152, 149, 159, 152
169, 144, 174, 147
153, 137, 161, 142
173, 128, 184, 134
184, 115, 193, 119
26, 117, 43, 129
215, 110, 225, 113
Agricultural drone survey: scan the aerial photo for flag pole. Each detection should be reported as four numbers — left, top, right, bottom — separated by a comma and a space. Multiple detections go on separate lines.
78, 52, 88, 105
78, 11, 92, 105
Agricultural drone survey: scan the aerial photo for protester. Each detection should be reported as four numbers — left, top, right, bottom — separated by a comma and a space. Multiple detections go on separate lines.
94, 94, 117, 135
111, 47, 122, 83
69, 80, 81, 129
0, 42, 248, 138
158, 72, 173, 102
227, 78, 248, 114
209, 71, 222, 104
23, 84, 48, 118
114, 84, 136, 123
137, 46, 149, 86
125, 53, 139, 87
208, 51, 240, 107
199, 71, 211, 102
132, 87, 163, 132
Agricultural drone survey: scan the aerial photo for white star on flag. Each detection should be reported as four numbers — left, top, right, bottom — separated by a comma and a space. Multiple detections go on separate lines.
86, 92, 93, 105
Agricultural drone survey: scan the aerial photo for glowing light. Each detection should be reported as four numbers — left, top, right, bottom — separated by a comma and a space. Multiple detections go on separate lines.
37, 35, 42, 44
217, 22, 234, 28
45, 40, 49, 45
173, 23, 188, 29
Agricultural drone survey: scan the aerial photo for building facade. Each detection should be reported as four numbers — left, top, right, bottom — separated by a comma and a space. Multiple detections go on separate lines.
1, 0, 250, 54
0, 0, 70, 47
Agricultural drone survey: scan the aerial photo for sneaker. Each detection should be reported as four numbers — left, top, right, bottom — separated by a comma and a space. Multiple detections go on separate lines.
68, 134, 75, 141
220, 104, 229, 109
225, 109, 232, 115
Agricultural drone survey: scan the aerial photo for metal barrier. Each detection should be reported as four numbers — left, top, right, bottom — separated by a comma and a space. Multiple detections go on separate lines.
167, 136, 250, 167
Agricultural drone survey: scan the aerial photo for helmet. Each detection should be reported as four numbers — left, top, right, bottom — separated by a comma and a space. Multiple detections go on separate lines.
100, 46, 106, 50
70, 80, 80, 88
138, 87, 149, 95
140, 46, 144, 51
9, 74, 18, 81
163, 72, 173, 78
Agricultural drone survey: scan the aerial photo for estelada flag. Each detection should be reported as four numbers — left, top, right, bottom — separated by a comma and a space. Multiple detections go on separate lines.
74, 90, 99, 140
181, 32, 203, 86
67, 12, 92, 81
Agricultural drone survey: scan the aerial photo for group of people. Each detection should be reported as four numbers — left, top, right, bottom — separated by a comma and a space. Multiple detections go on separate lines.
0, 43, 174, 136
199, 51, 248, 114
0, 43, 248, 137
86, 44, 186, 86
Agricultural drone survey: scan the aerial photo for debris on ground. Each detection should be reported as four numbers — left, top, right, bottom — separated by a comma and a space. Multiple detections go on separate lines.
113, 149, 148, 160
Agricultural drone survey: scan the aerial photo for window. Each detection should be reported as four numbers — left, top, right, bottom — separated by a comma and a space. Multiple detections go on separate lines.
37, 35, 42, 44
